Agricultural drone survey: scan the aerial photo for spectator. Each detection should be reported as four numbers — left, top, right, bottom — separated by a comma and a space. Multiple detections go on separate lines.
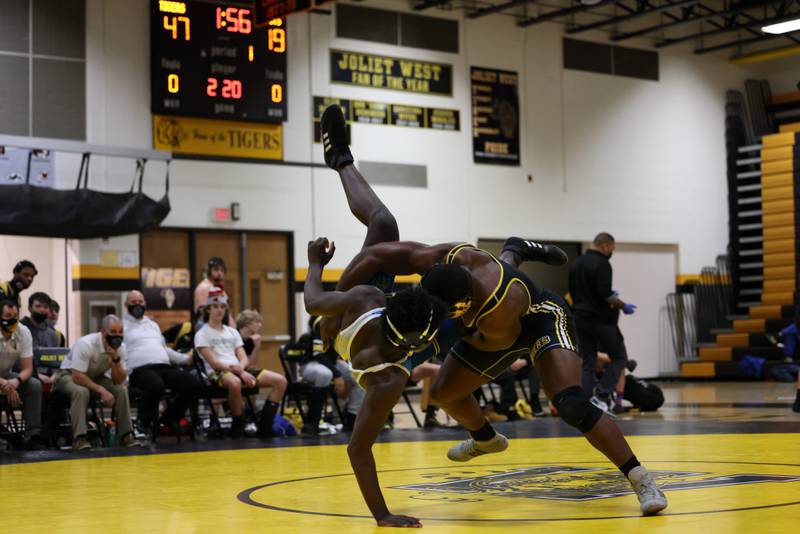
21, 292, 61, 348
21, 292, 64, 389
0, 300, 45, 449
55, 314, 140, 450
237, 309, 264, 369
0, 260, 38, 308
569, 232, 634, 414
123, 290, 203, 436
193, 257, 228, 313
47, 299, 66, 347
194, 288, 286, 438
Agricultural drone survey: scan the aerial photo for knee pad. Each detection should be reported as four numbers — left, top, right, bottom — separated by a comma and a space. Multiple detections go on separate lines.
552, 386, 602, 433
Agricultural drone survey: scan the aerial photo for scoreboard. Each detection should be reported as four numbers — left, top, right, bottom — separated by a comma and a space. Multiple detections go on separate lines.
151, 0, 287, 123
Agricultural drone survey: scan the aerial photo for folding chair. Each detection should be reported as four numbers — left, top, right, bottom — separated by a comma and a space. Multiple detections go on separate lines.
279, 344, 343, 427
191, 350, 259, 436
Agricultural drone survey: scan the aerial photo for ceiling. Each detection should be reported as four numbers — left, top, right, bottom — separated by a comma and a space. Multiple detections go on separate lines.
410, 0, 800, 61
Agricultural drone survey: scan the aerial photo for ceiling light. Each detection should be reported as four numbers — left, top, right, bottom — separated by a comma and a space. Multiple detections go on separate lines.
762, 17, 800, 34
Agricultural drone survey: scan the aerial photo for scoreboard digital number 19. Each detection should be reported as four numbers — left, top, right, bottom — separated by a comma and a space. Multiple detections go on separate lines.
151, 0, 287, 123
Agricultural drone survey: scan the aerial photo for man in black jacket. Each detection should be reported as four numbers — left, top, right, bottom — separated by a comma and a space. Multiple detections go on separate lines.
569, 233, 636, 413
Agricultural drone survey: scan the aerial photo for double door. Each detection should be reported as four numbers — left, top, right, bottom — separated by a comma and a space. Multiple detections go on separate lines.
140, 229, 293, 372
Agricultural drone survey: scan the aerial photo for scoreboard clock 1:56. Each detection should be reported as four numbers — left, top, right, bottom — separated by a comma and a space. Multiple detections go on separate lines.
151, 0, 287, 123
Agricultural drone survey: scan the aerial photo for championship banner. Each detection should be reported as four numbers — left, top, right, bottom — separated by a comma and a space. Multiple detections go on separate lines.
152, 114, 283, 160
330, 50, 453, 96
471, 67, 520, 166
312, 96, 459, 142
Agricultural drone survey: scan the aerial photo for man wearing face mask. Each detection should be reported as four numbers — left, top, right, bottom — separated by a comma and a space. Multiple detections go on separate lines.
123, 290, 202, 436
55, 315, 140, 450
0, 300, 45, 449
0, 260, 38, 309
21, 292, 62, 349
568, 233, 636, 414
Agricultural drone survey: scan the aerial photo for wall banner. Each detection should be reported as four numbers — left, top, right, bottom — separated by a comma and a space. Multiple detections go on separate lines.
330, 50, 453, 96
312, 96, 459, 142
152, 114, 283, 160
470, 67, 520, 166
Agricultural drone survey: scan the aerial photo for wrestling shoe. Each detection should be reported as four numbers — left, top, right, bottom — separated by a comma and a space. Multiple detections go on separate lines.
590, 395, 617, 419
628, 466, 668, 515
320, 104, 354, 170
447, 433, 508, 462
502, 237, 568, 266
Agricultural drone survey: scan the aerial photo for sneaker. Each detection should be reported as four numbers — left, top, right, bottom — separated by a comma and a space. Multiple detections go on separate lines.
72, 435, 92, 451
612, 403, 626, 415
628, 466, 668, 515
320, 104, 354, 170
447, 433, 509, 462
514, 399, 534, 420
120, 433, 143, 448
482, 404, 508, 423
530, 399, 546, 417
424, 416, 445, 429
591, 395, 616, 419
501, 237, 568, 266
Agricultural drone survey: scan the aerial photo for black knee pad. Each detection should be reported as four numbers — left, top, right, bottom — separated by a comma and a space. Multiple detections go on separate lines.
553, 385, 602, 433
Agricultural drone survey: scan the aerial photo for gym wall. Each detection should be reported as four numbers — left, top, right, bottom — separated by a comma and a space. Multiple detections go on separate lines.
6, 0, 798, 285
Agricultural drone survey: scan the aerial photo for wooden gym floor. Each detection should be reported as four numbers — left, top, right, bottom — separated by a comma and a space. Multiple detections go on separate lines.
1, 381, 799, 534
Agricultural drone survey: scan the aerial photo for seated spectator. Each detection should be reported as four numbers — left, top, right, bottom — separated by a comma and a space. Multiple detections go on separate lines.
21, 292, 64, 389
21, 292, 62, 348
237, 309, 264, 369
123, 290, 203, 436
55, 315, 141, 450
0, 300, 45, 449
0, 260, 37, 308
195, 288, 286, 438
47, 298, 66, 347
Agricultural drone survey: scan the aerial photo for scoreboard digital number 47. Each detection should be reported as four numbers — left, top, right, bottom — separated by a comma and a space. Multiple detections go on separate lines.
151, 0, 287, 123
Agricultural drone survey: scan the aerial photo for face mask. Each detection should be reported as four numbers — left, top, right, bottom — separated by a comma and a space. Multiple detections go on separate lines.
32, 311, 49, 324
127, 304, 146, 319
606, 252, 613, 260
11, 277, 26, 292
106, 334, 124, 349
45, 319, 56, 328
1, 317, 18, 333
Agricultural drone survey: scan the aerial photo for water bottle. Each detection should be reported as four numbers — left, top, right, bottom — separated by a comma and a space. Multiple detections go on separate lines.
106, 419, 117, 447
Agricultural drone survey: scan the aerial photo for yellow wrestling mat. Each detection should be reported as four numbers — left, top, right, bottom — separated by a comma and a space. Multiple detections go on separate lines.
3, 433, 800, 533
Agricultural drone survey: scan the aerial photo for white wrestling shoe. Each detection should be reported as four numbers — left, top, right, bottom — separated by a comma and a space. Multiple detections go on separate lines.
628, 466, 668, 515
447, 433, 508, 462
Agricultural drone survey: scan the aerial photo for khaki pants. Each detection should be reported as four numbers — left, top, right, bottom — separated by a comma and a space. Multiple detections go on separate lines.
55, 373, 133, 440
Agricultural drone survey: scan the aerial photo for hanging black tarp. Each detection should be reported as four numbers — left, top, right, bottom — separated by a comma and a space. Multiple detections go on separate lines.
0, 154, 170, 239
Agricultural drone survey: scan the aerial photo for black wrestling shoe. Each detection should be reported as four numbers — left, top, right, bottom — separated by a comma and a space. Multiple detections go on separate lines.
320, 104, 354, 170
502, 237, 568, 266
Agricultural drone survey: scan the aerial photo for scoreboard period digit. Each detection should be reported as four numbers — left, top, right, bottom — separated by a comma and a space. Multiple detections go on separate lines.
151, 0, 287, 123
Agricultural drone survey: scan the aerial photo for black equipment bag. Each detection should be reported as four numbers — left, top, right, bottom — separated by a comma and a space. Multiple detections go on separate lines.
0, 154, 170, 239
623, 375, 664, 412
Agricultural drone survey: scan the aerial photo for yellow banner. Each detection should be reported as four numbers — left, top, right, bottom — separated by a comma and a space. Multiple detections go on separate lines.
152, 115, 283, 160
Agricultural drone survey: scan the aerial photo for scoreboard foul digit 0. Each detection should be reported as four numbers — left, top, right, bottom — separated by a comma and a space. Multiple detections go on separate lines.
151, 0, 287, 123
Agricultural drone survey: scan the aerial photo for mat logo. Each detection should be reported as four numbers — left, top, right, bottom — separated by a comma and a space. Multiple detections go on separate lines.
391, 466, 800, 502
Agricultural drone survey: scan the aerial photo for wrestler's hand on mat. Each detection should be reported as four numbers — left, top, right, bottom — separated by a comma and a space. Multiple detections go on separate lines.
376, 513, 422, 528
308, 237, 335, 266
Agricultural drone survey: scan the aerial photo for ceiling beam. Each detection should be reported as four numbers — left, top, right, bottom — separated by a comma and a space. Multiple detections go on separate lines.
694, 32, 785, 53
468, 0, 534, 19
655, 8, 800, 47
517, 0, 621, 28
413, 0, 450, 10
566, 0, 700, 34
610, 0, 784, 41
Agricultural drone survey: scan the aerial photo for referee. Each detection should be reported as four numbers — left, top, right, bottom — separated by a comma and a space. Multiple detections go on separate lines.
568, 233, 636, 413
